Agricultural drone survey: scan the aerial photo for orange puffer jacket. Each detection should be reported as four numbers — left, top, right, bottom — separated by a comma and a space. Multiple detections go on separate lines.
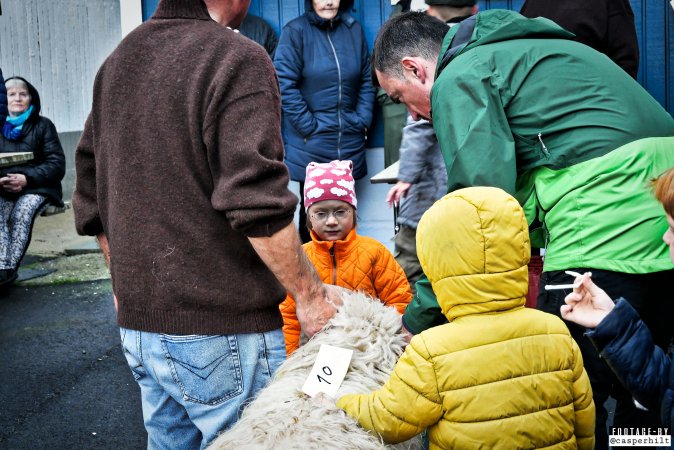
280, 228, 412, 354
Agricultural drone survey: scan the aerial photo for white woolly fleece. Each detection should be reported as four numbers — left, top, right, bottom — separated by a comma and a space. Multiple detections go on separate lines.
207, 292, 422, 450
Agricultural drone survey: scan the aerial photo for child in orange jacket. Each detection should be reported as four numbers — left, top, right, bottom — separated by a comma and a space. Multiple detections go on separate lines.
280, 160, 412, 354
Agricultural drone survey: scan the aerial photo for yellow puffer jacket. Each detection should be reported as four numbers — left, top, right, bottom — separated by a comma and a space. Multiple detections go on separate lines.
337, 187, 595, 449
280, 228, 411, 354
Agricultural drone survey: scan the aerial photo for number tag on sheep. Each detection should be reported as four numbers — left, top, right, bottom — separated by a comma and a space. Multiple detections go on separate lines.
207, 291, 422, 450
302, 344, 353, 398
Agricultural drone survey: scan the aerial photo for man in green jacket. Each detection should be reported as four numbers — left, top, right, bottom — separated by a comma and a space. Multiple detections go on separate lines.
372, 10, 674, 448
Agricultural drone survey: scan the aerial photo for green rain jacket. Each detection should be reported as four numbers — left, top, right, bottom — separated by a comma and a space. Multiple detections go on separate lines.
404, 10, 674, 335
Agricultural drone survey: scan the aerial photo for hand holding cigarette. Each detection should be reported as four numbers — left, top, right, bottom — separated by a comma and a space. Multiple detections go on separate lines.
559, 272, 615, 328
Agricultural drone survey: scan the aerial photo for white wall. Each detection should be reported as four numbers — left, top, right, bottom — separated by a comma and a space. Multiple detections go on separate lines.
0, 0, 122, 132
120, 0, 142, 38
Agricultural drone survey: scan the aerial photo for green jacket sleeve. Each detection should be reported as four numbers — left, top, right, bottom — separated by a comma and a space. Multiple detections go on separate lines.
402, 274, 447, 335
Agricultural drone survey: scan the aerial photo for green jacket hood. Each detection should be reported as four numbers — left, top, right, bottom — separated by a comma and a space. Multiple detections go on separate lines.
436, 9, 575, 77
416, 187, 530, 322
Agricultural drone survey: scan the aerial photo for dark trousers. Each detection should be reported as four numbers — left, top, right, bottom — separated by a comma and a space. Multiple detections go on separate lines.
297, 181, 311, 244
393, 225, 423, 295
538, 268, 674, 449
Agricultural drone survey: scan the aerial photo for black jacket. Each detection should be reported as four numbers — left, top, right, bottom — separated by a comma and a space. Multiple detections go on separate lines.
520, 0, 639, 78
0, 68, 7, 129
238, 14, 278, 58
0, 77, 65, 206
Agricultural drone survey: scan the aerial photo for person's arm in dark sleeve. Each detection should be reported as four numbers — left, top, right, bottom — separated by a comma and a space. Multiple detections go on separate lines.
73, 114, 104, 237
355, 27, 375, 131
588, 298, 671, 414
397, 118, 438, 185
265, 24, 278, 60
0, 67, 7, 128
205, 45, 339, 336
273, 25, 317, 138
606, 0, 639, 79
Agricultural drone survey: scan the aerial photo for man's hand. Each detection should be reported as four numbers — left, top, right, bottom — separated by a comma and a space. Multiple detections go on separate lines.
296, 284, 343, 337
386, 181, 412, 207
96, 233, 118, 312
560, 273, 615, 328
249, 222, 340, 337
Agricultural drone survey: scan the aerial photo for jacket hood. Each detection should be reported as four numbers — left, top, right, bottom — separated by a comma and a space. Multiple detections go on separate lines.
4, 76, 41, 122
304, 0, 356, 28
416, 187, 530, 322
436, 9, 575, 77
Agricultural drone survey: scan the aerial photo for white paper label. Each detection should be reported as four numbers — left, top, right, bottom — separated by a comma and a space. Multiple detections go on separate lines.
410, 0, 429, 11
301, 344, 353, 398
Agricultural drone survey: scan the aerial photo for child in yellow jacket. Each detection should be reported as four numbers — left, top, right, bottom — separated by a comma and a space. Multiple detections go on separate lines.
336, 187, 595, 449
280, 160, 412, 355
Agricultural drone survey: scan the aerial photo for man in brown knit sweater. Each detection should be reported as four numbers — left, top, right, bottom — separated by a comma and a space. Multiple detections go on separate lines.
73, 0, 338, 448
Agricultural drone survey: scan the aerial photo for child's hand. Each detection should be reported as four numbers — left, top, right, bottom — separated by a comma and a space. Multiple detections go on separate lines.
560, 272, 615, 328
401, 320, 414, 344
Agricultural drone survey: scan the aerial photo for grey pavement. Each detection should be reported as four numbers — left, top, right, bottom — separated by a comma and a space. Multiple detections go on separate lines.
0, 208, 146, 449
0, 279, 146, 450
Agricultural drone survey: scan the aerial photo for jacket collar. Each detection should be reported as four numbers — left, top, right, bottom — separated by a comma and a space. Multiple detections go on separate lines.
152, 0, 212, 21
306, 11, 356, 29
309, 228, 358, 254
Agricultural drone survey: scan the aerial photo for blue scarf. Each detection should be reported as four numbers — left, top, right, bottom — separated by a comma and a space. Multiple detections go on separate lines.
2, 105, 34, 140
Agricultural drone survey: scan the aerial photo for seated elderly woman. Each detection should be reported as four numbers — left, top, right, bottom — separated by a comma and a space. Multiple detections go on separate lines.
0, 76, 65, 286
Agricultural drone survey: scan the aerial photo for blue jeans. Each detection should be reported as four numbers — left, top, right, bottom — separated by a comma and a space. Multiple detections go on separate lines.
120, 327, 286, 450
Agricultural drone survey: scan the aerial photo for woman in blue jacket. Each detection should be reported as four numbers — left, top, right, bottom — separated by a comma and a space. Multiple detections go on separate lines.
274, 0, 375, 242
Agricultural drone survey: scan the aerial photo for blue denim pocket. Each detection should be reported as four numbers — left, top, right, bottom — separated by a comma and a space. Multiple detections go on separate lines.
160, 334, 242, 405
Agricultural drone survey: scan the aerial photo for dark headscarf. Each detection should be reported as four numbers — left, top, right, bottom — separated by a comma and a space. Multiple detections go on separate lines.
304, 0, 355, 27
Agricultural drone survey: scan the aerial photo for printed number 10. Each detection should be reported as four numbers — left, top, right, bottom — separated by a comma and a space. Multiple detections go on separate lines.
317, 366, 333, 384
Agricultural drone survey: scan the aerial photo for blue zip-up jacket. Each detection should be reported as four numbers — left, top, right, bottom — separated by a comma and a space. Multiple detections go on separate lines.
587, 298, 673, 441
274, 0, 375, 182
0, 68, 7, 129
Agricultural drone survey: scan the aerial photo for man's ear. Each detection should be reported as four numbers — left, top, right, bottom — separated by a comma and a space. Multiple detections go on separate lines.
401, 57, 429, 83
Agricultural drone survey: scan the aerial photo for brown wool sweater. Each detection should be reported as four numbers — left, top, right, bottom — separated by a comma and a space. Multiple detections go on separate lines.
73, 0, 298, 335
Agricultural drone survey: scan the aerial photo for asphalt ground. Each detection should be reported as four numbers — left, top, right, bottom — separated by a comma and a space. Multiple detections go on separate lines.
0, 279, 146, 449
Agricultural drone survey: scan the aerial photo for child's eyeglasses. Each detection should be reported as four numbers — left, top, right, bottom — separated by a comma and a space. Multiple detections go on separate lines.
310, 209, 352, 222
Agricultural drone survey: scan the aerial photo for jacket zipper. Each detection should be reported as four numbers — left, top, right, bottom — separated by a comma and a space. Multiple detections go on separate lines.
326, 30, 342, 159
329, 246, 337, 285
538, 133, 550, 157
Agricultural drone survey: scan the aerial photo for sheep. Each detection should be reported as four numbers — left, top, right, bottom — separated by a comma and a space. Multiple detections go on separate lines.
207, 291, 422, 450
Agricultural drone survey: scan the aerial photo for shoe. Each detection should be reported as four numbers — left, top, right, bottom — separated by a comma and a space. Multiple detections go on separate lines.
0, 268, 17, 286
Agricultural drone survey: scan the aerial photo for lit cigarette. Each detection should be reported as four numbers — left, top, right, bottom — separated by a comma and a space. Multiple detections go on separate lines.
544, 283, 580, 291
564, 270, 592, 278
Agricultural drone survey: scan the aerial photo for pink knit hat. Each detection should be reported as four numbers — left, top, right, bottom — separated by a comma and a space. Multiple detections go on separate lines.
304, 160, 357, 210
